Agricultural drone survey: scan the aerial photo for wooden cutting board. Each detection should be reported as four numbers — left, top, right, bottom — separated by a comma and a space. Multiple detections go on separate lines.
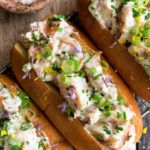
0, 0, 77, 71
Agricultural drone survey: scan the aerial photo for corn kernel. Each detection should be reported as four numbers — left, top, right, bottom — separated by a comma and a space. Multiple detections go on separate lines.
119, 38, 126, 45
1, 130, 7, 136
143, 127, 148, 134
36, 54, 42, 60
135, 16, 141, 24
138, 56, 145, 61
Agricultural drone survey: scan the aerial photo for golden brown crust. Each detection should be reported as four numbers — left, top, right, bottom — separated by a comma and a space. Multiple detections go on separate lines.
0, 74, 72, 150
11, 16, 142, 149
78, 0, 150, 102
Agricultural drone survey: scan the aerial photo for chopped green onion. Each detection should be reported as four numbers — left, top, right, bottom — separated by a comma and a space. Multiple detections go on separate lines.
143, 64, 150, 77
103, 101, 112, 111
130, 35, 141, 46
114, 125, 123, 133
90, 67, 97, 76
11, 145, 21, 150
41, 47, 52, 58
117, 95, 124, 105
49, 15, 65, 27
79, 71, 86, 78
93, 133, 103, 141
103, 125, 111, 135
145, 13, 150, 20
91, 92, 103, 103
84, 55, 92, 64
20, 122, 31, 131
93, 74, 102, 80
102, 111, 112, 118
38, 139, 46, 150
62, 59, 79, 73
117, 112, 122, 118
17, 92, 30, 108
57, 27, 63, 32
101, 60, 109, 71
65, 106, 74, 117
130, 25, 140, 35
145, 40, 150, 47
123, 112, 127, 121
59, 74, 71, 85
52, 61, 62, 73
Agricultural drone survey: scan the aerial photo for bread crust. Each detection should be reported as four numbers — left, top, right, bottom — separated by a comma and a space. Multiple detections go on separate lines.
78, 0, 150, 102
0, 74, 72, 150
11, 16, 143, 150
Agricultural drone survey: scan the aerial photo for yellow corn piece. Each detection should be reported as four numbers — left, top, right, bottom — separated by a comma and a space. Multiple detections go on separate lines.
138, 56, 145, 61
1, 130, 7, 136
36, 54, 42, 60
135, 16, 141, 24
44, 66, 55, 74
12, 93, 16, 97
129, 49, 138, 54
131, 35, 139, 42
119, 38, 126, 45
143, 127, 148, 134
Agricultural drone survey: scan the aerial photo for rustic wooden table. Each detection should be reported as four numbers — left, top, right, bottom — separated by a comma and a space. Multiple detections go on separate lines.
0, 1, 149, 150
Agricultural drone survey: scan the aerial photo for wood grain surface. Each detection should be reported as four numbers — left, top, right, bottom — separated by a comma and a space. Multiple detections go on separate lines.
0, 0, 77, 71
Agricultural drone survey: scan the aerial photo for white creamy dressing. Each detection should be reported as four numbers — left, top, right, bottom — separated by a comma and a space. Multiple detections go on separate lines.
24, 16, 136, 149
16, 0, 37, 5
0, 83, 48, 150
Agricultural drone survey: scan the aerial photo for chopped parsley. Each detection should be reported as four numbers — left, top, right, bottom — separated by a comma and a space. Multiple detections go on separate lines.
17, 92, 30, 108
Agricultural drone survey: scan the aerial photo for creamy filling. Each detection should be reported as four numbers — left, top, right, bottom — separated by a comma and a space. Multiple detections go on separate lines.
22, 15, 136, 149
0, 83, 49, 150
89, 0, 150, 77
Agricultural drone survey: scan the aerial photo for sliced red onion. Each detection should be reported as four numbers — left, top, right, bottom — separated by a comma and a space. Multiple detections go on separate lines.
51, 142, 59, 149
58, 102, 67, 112
138, 51, 146, 57
87, 105, 96, 112
104, 76, 110, 84
22, 71, 30, 79
109, 41, 118, 48
65, 86, 77, 101
36, 124, 43, 130
70, 46, 81, 54
1, 110, 9, 119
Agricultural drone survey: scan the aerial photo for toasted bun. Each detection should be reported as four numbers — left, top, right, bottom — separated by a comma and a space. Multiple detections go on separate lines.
0, 74, 72, 150
78, 0, 150, 102
12, 15, 142, 149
